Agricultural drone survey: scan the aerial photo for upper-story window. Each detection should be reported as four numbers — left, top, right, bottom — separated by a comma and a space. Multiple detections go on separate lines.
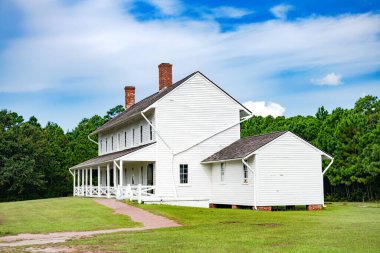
132, 129, 135, 146
150, 125, 153, 141
105, 138, 108, 152
111, 136, 114, 151
180, 164, 188, 184
100, 140, 103, 153
221, 162, 225, 182
243, 160, 248, 183
140, 125, 143, 143
124, 131, 127, 148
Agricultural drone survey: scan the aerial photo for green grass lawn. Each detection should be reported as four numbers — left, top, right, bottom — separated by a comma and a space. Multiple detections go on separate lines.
0, 197, 141, 236
64, 202, 380, 253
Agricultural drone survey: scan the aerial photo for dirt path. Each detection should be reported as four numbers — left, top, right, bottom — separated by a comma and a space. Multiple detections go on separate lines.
0, 199, 179, 247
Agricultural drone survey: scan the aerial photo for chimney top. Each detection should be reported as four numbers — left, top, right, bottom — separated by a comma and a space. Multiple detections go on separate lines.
124, 86, 135, 109
158, 63, 172, 91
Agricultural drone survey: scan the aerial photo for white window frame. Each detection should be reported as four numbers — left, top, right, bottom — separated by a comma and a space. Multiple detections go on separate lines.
100, 139, 103, 153
124, 131, 127, 147
105, 138, 108, 152
221, 162, 225, 182
179, 164, 188, 184
150, 125, 153, 141
243, 160, 248, 184
111, 136, 114, 151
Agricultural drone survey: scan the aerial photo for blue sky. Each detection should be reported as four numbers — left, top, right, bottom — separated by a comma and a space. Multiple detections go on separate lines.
0, 0, 379, 131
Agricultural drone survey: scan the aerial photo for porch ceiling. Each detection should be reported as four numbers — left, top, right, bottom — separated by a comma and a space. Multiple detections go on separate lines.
70, 142, 156, 170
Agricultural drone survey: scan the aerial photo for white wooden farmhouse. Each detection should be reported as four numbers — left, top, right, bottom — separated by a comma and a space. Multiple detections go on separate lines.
69, 63, 334, 211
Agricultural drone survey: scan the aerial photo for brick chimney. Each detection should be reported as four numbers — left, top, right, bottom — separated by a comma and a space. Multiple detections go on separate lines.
124, 86, 135, 109
159, 63, 172, 91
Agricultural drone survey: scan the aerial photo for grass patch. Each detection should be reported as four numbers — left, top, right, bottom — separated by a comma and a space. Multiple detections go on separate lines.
64, 202, 380, 253
0, 197, 141, 235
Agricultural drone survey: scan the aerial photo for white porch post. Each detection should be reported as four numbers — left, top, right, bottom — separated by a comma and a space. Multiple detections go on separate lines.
81, 169, 85, 196
107, 163, 110, 198
77, 169, 80, 188
85, 168, 88, 196
73, 170, 76, 196
97, 166, 101, 197
113, 162, 117, 187
90, 167, 93, 197
113, 162, 118, 198
119, 160, 123, 188
138, 184, 142, 204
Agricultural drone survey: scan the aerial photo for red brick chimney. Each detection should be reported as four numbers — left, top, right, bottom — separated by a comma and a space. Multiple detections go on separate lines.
124, 86, 135, 109
159, 63, 172, 91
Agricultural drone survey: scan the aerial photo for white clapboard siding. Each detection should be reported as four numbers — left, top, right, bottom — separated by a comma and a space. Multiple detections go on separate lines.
154, 73, 242, 197
98, 112, 155, 155
255, 132, 324, 206
210, 158, 255, 206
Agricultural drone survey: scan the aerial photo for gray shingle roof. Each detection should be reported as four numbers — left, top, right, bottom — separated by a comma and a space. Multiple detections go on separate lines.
202, 131, 288, 163
91, 72, 199, 135
92, 71, 251, 135
70, 142, 155, 169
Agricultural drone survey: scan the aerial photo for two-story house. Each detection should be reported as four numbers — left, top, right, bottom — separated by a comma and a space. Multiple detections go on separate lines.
69, 63, 333, 210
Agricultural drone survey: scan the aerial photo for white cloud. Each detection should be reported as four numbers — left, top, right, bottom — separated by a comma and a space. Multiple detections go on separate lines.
0, 1, 379, 130
145, 0, 183, 15
311, 73, 342, 86
270, 4, 293, 20
243, 101, 285, 117
208, 6, 252, 19
1, 1, 379, 95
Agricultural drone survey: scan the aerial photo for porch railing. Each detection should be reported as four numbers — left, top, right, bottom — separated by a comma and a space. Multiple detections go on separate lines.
74, 184, 155, 203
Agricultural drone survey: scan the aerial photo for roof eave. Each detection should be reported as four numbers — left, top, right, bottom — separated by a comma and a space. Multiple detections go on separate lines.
90, 111, 146, 136
201, 157, 245, 164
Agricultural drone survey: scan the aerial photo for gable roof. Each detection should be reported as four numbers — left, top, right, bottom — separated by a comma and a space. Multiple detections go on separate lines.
202, 131, 333, 163
202, 131, 288, 163
91, 71, 251, 135
70, 142, 155, 169
91, 72, 198, 135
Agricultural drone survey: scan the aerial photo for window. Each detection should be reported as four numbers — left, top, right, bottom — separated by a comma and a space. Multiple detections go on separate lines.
106, 138, 108, 152
221, 162, 225, 182
100, 140, 103, 153
132, 129, 135, 145
150, 125, 153, 140
243, 160, 248, 183
111, 136, 114, 151
141, 166, 144, 183
131, 168, 135, 184
179, 164, 188, 184
124, 131, 127, 147
140, 125, 143, 143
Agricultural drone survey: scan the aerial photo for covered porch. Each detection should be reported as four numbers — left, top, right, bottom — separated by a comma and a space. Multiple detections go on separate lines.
69, 143, 157, 203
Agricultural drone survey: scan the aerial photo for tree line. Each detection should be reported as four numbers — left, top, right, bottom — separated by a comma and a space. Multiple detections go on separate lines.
0, 96, 379, 202
0, 105, 124, 201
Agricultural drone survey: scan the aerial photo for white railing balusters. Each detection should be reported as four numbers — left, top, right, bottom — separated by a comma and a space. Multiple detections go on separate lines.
74, 185, 156, 202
